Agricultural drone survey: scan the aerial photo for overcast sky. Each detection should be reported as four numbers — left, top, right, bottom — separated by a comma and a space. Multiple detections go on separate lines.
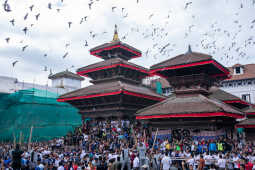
0, 0, 254, 86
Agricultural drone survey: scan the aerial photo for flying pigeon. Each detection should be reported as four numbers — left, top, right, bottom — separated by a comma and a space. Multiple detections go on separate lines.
62, 52, 68, 58
88, 2, 93, 10
84, 40, 88, 47
5, 37, 10, 43
22, 27, 28, 34
10, 19, 15, 26
22, 45, 28, 51
68, 22, 72, 28
24, 13, 29, 20
12, 60, 18, 67
184, 2, 192, 9
29, 5, 34, 11
35, 13, 40, 20
112, 6, 116, 12
48, 3, 52, 9
3, 1, 11, 12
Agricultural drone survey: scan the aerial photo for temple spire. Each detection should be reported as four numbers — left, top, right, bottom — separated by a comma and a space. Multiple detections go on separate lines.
112, 24, 120, 42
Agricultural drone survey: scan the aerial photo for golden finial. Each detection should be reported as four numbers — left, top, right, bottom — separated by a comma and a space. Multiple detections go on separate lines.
112, 24, 120, 42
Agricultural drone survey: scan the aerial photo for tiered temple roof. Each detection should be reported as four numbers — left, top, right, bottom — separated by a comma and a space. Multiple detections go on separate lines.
58, 25, 165, 119
136, 46, 244, 128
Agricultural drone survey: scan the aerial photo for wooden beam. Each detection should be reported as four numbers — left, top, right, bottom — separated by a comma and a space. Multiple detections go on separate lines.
80, 106, 137, 113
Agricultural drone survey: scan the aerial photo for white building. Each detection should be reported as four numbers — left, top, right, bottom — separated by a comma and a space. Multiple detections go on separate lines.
0, 70, 84, 95
220, 64, 255, 104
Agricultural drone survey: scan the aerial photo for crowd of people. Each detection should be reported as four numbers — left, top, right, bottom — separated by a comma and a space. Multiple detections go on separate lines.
0, 120, 255, 170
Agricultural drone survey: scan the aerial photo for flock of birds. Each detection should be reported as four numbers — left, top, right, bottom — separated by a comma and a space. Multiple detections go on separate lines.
1, 0, 255, 79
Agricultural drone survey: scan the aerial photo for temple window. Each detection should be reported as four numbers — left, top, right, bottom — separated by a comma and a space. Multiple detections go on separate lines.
235, 67, 241, 74
234, 66, 243, 75
242, 94, 251, 102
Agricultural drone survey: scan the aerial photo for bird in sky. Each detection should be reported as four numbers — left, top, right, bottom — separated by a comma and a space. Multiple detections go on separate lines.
88, 2, 93, 10
62, 52, 68, 58
24, 13, 29, 20
123, 13, 128, 18
80, 18, 84, 24
22, 45, 28, 51
68, 22, 72, 28
112, 6, 117, 12
48, 3, 52, 9
65, 43, 70, 48
84, 40, 88, 47
29, 5, 34, 11
22, 27, 28, 34
12, 60, 18, 67
35, 13, 40, 20
148, 14, 154, 19
3, 1, 11, 12
160, 43, 170, 53
5, 37, 10, 43
9, 19, 15, 26
121, 35, 126, 40
184, 2, 192, 9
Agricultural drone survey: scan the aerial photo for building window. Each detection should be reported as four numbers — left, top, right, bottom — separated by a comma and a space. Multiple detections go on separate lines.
248, 81, 252, 85
242, 94, 251, 102
238, 81, 242, 86
229, 83, 232, 87
235, 67, 241, 74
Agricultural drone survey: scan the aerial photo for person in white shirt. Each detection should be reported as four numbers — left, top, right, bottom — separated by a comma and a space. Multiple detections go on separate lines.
161, 152, 172, 170
121, 144, 130, 170
184, 150, 191, 158
217, 155, 226, 170
133, 154, 139, 170
194, 153, 200, 169
57, 161, 65, 170
187, 154, 195, 170
233, 153, 240, 170
204, 152, 212, 169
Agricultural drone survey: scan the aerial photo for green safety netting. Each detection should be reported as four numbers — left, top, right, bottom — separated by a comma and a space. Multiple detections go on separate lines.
0, 88, 81, 142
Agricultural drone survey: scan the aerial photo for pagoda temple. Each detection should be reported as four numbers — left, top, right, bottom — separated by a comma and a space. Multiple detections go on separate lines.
136, 46, 246, 138
57, 25, 166, 120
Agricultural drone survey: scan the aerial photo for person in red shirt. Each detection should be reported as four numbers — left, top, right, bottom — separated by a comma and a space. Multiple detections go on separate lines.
245, 159, 253, 170
72, 161, 78, 170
